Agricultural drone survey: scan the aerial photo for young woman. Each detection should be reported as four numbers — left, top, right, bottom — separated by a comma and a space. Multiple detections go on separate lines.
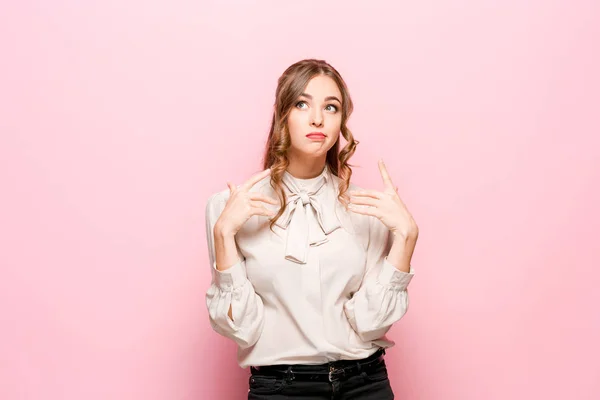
205, 59, 418, 399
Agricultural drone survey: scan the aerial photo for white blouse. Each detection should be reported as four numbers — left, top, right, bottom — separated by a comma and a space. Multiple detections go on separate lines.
205, 165, 415, 368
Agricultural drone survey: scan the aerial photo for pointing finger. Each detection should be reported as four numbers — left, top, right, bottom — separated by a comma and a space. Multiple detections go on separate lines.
378, 159, 395, 189
242, 168, 272, 191
227, 181, 236, 193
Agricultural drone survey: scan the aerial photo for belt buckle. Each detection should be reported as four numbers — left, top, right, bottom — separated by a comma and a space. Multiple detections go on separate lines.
328, 365, 345, 382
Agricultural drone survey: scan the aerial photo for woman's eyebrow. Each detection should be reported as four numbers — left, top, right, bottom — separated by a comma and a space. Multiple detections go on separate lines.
300, 93, 341, 103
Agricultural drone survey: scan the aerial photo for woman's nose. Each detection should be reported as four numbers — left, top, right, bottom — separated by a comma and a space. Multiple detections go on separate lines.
310, 110, 324, 127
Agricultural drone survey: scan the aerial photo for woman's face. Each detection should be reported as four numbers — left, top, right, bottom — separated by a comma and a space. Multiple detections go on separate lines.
286, 75, 342, 159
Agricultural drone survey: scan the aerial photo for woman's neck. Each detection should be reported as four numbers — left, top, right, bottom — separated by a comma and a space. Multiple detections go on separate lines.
286, 154, 327, 179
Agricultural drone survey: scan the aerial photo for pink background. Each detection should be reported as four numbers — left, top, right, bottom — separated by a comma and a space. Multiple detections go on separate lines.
1, 1, 599, 399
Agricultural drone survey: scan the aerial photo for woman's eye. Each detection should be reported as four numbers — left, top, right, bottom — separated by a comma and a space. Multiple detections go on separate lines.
296, 101, 308, 109
325, 104, 338, 112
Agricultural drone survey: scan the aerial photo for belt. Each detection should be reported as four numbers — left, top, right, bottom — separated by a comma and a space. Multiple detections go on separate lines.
250, 348, 386, 383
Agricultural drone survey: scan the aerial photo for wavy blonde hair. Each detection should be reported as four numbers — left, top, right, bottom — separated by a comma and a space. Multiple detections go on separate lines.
262, 59, 359, 230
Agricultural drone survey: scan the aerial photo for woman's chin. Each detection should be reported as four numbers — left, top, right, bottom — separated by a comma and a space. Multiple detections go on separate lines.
300, 149, 328, 159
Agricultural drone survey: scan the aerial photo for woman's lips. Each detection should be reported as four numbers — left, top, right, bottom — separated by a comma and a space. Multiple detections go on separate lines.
306, 133, 326, 140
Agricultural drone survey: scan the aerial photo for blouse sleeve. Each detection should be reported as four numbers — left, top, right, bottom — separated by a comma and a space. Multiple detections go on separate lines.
343, 215, 415, 342
204, 192, 265, 349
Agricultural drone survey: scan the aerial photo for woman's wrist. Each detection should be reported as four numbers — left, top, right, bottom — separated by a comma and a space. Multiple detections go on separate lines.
213, 221, 240, 271
214, 220, 237, 239
386, 234, 417, 273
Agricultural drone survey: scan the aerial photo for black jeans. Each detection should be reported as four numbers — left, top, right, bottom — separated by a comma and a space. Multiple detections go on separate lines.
248, 348, 394, 399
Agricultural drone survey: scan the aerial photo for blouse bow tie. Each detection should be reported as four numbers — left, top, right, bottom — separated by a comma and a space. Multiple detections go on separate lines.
274, 168, 341, 264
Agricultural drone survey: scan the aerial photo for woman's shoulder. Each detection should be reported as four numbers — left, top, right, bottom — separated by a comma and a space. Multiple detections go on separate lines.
347, 180, 363, 193
206, 174, 273, 209
205, 188, 230, 219
342, 180, 387, 235
329, 179, 370, 233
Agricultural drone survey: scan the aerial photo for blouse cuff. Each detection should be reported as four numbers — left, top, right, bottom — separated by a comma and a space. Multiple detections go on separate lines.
377, 257, 415, 291
212, 260, 247, 291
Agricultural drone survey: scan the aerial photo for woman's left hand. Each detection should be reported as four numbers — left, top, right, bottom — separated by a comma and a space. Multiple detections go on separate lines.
348, 159, 419, 240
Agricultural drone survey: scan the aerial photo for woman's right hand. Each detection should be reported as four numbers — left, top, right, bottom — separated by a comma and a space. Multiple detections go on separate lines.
214, 168, 278, 237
